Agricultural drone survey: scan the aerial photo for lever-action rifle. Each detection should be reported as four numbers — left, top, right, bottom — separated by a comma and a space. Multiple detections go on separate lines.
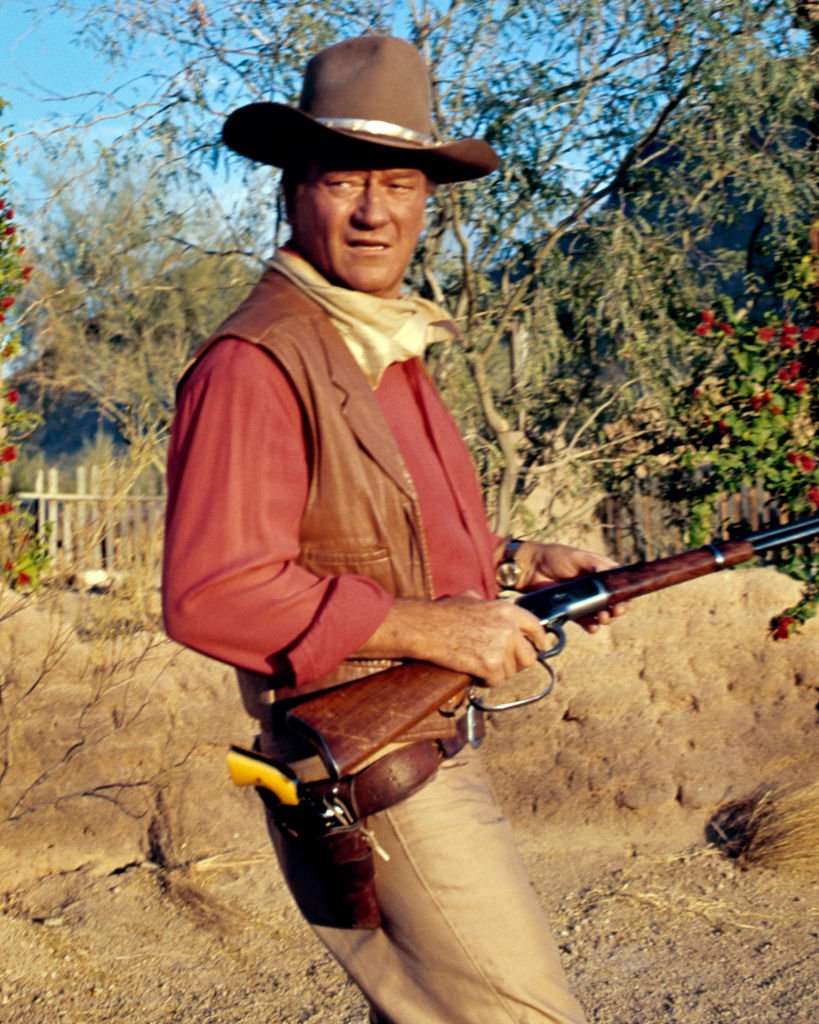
280, 515, 819, 780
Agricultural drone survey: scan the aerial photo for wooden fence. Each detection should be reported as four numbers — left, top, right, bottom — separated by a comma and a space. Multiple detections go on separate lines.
14, 466, 800, 585
18, 466, 165, 584
599, 477, 793, 563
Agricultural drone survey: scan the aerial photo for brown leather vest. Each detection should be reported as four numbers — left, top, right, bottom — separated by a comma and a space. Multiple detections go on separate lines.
184, 269, 440, 703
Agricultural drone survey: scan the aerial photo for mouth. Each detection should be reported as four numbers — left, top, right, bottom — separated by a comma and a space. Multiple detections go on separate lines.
347, 239, 391, 252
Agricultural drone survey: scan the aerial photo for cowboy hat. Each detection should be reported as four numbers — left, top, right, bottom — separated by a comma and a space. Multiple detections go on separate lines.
222, 35, 499, 184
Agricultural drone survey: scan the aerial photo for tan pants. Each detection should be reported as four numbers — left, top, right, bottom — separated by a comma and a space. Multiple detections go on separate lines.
267, 745, 586, 1024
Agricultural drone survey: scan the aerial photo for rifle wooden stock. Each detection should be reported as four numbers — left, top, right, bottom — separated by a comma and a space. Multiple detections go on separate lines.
285, 515, 819, 778
285, 662, 473, 778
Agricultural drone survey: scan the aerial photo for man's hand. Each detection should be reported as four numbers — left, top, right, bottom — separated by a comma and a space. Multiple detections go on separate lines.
356, 592, 548, 688
500, 540, 628, 632
357, 542, 627, 686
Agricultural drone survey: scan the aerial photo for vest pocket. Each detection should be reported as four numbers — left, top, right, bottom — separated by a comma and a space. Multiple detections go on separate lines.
300, 543, 394, 592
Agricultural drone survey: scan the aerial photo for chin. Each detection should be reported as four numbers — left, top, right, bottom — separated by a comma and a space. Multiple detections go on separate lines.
338, 273, 401, 298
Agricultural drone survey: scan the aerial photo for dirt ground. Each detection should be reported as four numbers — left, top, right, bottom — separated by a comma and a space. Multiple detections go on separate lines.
1, 565, 817, 1023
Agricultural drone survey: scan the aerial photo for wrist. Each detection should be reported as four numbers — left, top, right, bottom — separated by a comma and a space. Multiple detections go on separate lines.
496, 538, 525, 590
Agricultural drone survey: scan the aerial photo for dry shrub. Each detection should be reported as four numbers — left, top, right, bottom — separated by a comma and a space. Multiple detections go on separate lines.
707, 781, 819, 874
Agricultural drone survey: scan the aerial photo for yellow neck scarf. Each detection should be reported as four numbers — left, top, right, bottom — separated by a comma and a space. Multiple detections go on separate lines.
269, 248, 459, 386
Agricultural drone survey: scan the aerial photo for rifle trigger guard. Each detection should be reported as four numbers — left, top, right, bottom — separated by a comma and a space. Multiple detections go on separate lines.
468, 649, 557, 714
539, 621, 566, 660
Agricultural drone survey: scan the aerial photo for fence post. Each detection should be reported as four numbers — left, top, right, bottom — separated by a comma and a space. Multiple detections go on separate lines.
45, 467, 59, 564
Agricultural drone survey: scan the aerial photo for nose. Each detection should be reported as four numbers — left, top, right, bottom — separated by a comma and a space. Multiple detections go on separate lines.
352, 181, 390, 228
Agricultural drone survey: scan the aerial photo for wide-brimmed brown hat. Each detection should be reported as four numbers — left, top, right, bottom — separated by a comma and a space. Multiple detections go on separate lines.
222, 35, 499, 184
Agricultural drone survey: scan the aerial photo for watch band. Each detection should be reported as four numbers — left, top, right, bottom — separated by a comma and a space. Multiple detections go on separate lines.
496, 539, 523, 590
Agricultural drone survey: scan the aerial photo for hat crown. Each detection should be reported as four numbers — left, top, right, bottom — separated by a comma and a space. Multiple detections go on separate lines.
221, 35, 499, 183
299, 36, 433, 140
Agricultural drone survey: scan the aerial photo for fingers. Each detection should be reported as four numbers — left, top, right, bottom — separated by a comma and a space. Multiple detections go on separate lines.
430, 594, 547, 687
521, 542, 621, 589
472, 603, 547, 687
481, 625, 540, 687
359, 592, 553, 688
577, 600, 628, 633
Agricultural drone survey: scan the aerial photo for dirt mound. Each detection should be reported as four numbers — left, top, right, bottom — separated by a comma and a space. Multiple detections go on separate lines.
1, 567, 817, 1022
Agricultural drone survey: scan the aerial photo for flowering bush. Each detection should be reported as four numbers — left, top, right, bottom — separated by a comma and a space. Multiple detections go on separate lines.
679, 302, 818, 637
0, 156, 49, 590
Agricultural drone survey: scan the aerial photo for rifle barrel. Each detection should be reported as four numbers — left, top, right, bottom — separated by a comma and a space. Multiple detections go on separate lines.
742, 514, 819, 554
588, 514, 819, 609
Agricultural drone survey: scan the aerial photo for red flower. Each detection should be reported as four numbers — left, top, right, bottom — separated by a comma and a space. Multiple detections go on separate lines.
773, 615, 795, 640
716, 322, 734, 336
809, 485, 819, 509
4, 209, 14, 221
695, 310, 717, 335
0, 502, 12, 516
799, 454, 818, 472
718, 419, 730, 433
782, 321, 799, 336
781, 335, 798, 350
803, 326, 819, 342
15, 571, 31, 587
750, 394, 764, 411
3, 561, 12, 572
1, 446, 16, 463
5, 388, 19, 403
788, 379, 807, 395
787, 451, 800, 465
770, 405, 783, 415
1, 296, 15, 310
758, 327, 776, 342
21, 266, 32, 281
4, 226, 16, 237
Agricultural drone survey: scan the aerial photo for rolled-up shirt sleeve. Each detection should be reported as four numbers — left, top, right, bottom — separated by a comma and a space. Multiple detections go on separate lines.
162, 338, 394, 685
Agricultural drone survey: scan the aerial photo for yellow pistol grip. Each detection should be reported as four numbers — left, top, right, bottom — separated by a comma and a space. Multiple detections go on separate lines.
226, 746, 300, 807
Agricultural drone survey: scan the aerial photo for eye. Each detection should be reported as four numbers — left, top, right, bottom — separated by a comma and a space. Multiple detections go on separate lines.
389, 177, 424, 195
318, 173, 362, 196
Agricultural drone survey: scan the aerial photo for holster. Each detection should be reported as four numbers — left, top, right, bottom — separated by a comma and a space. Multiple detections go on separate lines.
263, 798, 382, 929
260, 712, 483, 929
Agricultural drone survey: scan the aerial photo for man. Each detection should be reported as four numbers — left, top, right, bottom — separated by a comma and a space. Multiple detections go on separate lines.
163, 35, 620, 1024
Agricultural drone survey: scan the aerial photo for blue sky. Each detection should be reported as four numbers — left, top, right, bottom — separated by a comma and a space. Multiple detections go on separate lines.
2, 1, 148, 210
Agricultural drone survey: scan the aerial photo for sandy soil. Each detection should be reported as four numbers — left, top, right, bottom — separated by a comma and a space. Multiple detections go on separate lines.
1, 565, 817, 1023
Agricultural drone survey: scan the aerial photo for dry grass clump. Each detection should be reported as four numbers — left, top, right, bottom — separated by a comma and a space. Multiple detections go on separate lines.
707, 780, 819, 874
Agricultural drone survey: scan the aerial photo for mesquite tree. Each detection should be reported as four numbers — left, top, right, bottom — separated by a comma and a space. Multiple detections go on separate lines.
20, 159, 253, 480
19, 1, 819, 534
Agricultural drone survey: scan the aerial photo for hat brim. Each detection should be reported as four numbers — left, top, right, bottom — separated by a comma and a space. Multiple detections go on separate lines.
222, 103, 499, 184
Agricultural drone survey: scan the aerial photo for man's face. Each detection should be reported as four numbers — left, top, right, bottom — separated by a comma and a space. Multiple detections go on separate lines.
287, 163, 430, 299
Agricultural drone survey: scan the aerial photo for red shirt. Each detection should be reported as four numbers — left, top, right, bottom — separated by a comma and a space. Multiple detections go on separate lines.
163, 338, 499, 685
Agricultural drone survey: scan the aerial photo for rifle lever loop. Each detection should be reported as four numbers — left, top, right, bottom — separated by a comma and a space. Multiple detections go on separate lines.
468, 651, 557, 714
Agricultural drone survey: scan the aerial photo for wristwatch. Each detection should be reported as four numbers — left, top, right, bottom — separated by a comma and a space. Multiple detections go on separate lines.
496, 539, 523, 590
